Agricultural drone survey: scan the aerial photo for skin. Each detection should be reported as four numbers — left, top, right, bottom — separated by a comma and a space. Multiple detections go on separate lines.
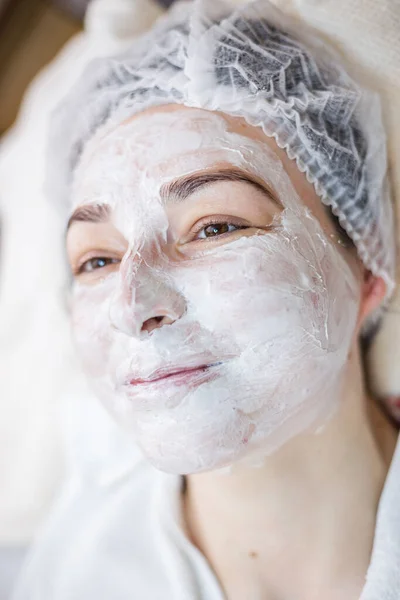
66, 104, 397, 600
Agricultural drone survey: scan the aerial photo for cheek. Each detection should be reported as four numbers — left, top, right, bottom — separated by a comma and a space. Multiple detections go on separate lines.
71, 280, 115, 377
175, 235, 331, 349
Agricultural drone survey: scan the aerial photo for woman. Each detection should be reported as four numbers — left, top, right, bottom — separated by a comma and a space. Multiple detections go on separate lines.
13, 1, 400, 598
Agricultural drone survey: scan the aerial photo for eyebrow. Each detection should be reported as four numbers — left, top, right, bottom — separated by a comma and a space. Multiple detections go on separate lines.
160, 167, 282, 208
67, 202, 111, 231
67, 167, 282, 230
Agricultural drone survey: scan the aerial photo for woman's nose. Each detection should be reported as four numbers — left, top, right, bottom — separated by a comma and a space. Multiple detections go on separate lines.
109, 256, 186, 338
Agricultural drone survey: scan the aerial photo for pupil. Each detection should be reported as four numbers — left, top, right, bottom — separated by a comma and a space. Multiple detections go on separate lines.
205, 223, 229, 237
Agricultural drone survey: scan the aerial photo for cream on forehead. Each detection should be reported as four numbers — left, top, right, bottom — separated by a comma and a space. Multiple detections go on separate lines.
72, 108, 299, 214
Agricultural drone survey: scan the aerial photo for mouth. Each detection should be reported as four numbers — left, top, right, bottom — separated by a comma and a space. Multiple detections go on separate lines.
125, 362, 223, 389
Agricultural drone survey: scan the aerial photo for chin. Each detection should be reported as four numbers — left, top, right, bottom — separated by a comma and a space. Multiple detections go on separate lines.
136, 426, 259, 475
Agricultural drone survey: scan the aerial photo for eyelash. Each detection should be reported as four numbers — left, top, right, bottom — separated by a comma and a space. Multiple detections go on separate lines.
77, 256, 120, 275
190, 217, 250, 241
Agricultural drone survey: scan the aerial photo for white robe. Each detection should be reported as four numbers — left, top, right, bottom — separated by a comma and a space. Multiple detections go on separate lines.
11, 416, 400, 600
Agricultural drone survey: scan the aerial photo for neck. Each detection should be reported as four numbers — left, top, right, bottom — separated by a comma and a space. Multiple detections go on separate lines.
184, 349, 398, 600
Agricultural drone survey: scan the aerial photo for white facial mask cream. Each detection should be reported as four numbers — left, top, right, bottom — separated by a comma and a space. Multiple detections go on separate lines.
69, 108, 360, 474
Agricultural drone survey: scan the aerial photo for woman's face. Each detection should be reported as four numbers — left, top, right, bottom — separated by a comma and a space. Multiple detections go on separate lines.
66, 105, 362, 474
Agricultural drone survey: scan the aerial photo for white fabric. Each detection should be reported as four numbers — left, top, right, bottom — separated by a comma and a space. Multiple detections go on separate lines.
0, 547, 28, 600
361, 435, 400, 600
12, 464, 222, 600
0, 0, 163, 545
11, 435, 400, 600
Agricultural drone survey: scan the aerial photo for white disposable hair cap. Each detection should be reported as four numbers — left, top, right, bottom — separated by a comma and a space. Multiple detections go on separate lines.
50, 0, 395, 295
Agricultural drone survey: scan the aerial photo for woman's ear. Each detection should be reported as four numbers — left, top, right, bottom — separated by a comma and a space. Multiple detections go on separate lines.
356, 271, 386, 331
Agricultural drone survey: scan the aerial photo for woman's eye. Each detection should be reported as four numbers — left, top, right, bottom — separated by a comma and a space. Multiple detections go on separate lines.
196, 222, 247, 239
78, 257, 120, 274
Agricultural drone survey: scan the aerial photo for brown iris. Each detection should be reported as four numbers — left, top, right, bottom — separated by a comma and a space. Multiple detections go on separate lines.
204, 223, 230, 237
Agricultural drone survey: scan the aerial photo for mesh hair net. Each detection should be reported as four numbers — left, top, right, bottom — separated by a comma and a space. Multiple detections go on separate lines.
49, 0, 395, 292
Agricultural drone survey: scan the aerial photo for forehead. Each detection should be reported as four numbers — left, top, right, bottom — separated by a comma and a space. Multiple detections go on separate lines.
75, 108, 287, 193
71, 104, 326, 228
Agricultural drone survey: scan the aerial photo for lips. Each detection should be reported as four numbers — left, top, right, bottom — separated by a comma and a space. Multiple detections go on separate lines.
125, 362, 222, 388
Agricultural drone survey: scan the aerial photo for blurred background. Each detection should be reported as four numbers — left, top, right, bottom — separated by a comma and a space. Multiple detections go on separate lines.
0, 4, 82, 597
0, 0, 86, 135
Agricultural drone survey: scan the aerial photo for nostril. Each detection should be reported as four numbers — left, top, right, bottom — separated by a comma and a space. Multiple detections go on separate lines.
141, 315, 172, 334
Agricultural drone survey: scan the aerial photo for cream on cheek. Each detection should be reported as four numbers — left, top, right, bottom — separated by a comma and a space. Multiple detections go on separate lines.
70, 109, 360, 474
